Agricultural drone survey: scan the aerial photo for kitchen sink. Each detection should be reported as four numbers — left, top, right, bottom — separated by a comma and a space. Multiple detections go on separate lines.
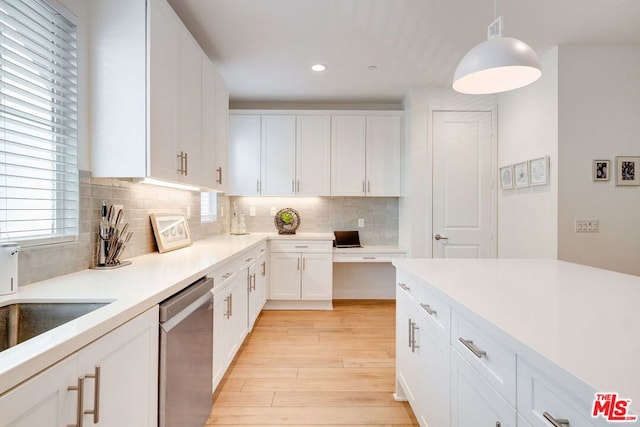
0, 302, 110, 353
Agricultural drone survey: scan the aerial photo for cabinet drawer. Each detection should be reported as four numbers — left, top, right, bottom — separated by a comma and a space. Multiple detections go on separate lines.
518, 359, 603, 427
211, 260, 240, 291
270, 240, 332, 253
452, 311, 516, 406
241, 243, 267, 267
413, 283, 450, 339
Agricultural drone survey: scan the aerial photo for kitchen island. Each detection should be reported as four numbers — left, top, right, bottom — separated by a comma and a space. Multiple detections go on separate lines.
393, 258, 640, 426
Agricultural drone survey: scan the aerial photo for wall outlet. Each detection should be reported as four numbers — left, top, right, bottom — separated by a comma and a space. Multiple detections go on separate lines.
358, 218, 365, 228
575, 219, 599, 233
270, 207, 277, 216
219, 205, 224, 217
249, 207, 256, 217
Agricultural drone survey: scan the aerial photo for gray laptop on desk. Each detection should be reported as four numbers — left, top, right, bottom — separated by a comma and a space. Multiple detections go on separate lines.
334, 231, 362, 248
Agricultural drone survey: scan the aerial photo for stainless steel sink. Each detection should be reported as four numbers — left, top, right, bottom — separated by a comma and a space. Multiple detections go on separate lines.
0, 302, 110, 352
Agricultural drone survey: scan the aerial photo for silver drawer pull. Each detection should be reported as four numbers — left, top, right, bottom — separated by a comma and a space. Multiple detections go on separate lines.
398, 283, 410, 291
294, 245, 308, 248
245, 257, 253, 263
543, 412, 570, 427
84, 365, 101, 423
420, 303, 437, 316
68, 376, 85, 427
458, 337, 487, 358
363, 256, 377, 260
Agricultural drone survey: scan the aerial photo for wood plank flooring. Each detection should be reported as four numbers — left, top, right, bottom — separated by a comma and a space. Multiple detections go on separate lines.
206, 300, 418, 426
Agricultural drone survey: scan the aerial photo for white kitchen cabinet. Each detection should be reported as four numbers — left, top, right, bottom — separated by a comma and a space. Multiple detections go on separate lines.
451, 348, 517, 427
331, 115, 367, 196
296, 115, 331, 196
248, 250, 267, 330
0, 354, 78, 426
229, 115, 261, 195
331, 114, 403, 196
269, 240, 333, 302
261, 115, 297, 195
213, 68, 229, 191
90, 0, 222, 188
0, 306, 159, 427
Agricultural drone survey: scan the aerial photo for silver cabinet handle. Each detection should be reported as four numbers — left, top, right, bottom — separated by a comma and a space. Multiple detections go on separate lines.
294, 245, 308, 249
216, 166, 223, 185
398, 283, 410, 292
68, 376, 85, 427
434, 234, 448, 241
184, 152, 188, 175
362, 180, 366, 193
296, 180, 300, 193
458, 337, 487, 358
367, 180, 370, 193
297, 257, 300, 270
420, 303, 437, 316
256, 180, 261, 193
222, 272, 232, 279
84, 366, 101, 423
176, 152, 185, 175
408, 318, 413, 348
543, 412, 570, 427
292, 179, 295, 193
410, 321, 420, 353
250, 273, 256, 291
302, 257, 306, 270
229, 293, 233, 317
261, 261, 266, 276
245, 257, 254, 263
363, 256, 376, 260
224, 295, 231, 319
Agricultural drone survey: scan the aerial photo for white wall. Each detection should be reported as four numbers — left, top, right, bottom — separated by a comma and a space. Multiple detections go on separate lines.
57, 0, 90, 170
400, 87, 495, 257
497, 48, 559, 258
557, 45, 640, 276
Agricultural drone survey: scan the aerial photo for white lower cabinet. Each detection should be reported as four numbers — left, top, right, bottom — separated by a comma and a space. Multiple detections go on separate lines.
0, 306, 159, 427
451, 348, 517, 427
248, 250, 267, 330
269, 246, 332, 301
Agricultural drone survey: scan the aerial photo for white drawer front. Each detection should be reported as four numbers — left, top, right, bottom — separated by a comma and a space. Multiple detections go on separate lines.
452, 310, 517, 406
413, 284, 450, 340
211, 260, 240, 291
270, 240, 332, 253
518, 359, 605, 427
241, 243, 267, 267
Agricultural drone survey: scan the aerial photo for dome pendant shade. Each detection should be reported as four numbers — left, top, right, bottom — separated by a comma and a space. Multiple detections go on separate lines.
453, 37, 542, 94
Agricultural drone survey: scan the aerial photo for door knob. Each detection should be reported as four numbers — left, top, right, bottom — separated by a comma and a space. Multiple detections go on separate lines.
434, 234, 448, 241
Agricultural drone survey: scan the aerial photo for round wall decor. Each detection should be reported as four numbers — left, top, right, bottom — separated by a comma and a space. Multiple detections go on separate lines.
274, 208, 300, 234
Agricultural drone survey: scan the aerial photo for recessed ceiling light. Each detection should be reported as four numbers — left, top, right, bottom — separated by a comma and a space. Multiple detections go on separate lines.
311, 64, 326, 72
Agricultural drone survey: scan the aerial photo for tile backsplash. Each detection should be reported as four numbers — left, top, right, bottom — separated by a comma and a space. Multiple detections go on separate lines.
18, 171, 230, 286
230, 196, 399, 245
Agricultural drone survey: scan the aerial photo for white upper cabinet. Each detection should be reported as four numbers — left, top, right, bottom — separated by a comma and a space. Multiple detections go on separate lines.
229, 115, 262, 195
296, 115, 331, 196
89, 0, 227, 188
331, 116, 367, 196
202, 56, 229, 191
213, 68, 229, 191
261, 115, 296, 195
366, 115, 402, 196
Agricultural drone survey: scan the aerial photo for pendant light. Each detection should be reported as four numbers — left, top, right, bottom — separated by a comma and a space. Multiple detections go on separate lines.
452, 3, 542, 95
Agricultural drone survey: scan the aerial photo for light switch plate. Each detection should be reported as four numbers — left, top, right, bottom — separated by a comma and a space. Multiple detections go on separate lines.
249, 207, 256, 217
358, 218, 365, 228
270, 207, 277, 216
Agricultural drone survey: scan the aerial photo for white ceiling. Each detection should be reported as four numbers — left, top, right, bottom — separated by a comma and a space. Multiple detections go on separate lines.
167, 0, 640, 103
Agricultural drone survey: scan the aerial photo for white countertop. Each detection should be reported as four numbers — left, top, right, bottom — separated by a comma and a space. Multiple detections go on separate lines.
392, 258, 640, 406
0, 232, 331, 395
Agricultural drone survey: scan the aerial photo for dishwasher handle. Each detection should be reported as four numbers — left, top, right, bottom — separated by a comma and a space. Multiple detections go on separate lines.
160, 290, 212, 333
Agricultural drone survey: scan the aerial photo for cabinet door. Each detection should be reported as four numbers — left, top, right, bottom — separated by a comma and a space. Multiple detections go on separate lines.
229, 273, 249, 356
395, 285, 415, 403
178, 29, 202, 185
296, 115, 331, 196
451, 348, 516, 427
229, 115, 261, 195
248, 254, 267, 329
331, 116, 366, 196
261, 115, 296, 196
366, 115, 402, 196
78, 306, 159, 427
0, 354, 78, 427
269, 252, 301, 300
213, 69, 229, 192
300, 253, 333, 300
213, 287, 232, 392
201, 54, 217, 189
148, 0, 180, 181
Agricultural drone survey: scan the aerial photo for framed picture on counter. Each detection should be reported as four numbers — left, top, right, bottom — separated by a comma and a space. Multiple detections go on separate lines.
616, 156, 640, 186
150, 211, 192, 253
513, 161, 529, 187
593, 159, 610, 181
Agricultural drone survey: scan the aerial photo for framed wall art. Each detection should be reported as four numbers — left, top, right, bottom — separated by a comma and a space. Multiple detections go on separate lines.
593, 159, 610, 181
499, 165, 514, 189
528, 156, 550, 186
513, 161, 529, 187
616, 156, 640, 186
150, 211, 192, 253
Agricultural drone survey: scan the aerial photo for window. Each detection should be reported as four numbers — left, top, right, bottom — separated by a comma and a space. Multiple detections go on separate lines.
0, 0, 78, 245
200, 191, 217, 223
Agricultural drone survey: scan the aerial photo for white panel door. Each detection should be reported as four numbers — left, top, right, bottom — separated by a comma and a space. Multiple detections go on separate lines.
300, 253, 333, 300
213, 69, 229, 191
366, 115, 402, 196
201, 54, 217, 189
148, 0, 179, 181
269, 252, 301, 300
261, 115, 296, 195
432, 111, 496, 258
229, 115, 261, 195
178, 29, 202, 185
296, 115, 331, 196
331, 116, 366, 196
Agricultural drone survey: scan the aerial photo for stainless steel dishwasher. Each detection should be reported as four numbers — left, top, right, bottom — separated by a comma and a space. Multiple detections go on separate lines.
159, 277, 213, 427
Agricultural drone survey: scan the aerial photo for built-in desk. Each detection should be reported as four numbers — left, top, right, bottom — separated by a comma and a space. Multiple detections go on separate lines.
332, 246, 406, 299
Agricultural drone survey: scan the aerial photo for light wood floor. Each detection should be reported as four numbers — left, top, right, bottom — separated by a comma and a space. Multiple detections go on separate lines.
206, 300, 418, 426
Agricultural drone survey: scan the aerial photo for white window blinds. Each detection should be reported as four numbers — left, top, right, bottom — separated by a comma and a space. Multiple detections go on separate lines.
0, 0, 78, 245
200, 191, 217, 223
